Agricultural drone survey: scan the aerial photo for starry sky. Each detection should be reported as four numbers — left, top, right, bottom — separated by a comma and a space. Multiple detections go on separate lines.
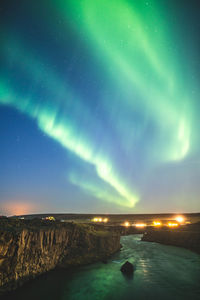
0, 0, 200, 215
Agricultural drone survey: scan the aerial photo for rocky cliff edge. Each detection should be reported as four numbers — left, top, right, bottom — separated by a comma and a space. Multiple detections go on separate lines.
0, 219, 120, 294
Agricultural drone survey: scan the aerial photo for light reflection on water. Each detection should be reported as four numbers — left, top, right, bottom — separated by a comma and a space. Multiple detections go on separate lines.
3, 234, 200, 300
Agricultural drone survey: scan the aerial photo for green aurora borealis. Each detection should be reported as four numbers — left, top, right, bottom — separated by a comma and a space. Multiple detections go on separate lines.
0, 0, 199, 214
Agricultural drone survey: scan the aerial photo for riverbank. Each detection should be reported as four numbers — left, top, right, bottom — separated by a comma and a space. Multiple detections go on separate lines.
142, 222, 200, 254
0, 218, 120, 295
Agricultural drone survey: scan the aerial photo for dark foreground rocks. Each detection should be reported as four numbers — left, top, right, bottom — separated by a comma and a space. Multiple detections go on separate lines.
0, 219, 121, 295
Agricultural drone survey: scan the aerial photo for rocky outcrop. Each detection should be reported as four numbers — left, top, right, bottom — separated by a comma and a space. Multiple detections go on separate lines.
142, 229, 200, 254
0, 221, 120, 295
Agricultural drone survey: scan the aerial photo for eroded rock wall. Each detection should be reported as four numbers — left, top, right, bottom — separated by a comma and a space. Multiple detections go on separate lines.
142, 230, 200, 254
0, 223, 120, 294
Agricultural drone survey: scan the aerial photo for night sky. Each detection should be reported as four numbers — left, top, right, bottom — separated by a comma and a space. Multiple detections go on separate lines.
0, 0, 200, 215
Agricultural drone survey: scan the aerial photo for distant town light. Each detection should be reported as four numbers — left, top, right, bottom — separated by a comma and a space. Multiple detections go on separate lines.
92, 217, 107, 223
175, 216, 184, 224
168, 222, 178, 227
134, 223, 146, 228
153, 221, 162, 226
124, 221, 130, 227
45, 216, 55, 221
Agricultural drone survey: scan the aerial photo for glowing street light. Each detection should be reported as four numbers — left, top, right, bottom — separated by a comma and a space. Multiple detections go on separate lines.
92, 218, 98, 222
134, 223, 146, 228
92, 217, 104, 222
175, 216, 184, 224
168, 222, 179, 227
124, 221, 130, 227
153, 221, 162, 226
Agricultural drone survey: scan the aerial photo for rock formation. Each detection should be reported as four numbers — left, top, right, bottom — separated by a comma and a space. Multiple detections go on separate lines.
142, 228, 200, 254
0, 219, 120, 295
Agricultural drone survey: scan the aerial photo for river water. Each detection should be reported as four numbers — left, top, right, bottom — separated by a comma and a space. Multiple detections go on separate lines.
3, 235, 200, 300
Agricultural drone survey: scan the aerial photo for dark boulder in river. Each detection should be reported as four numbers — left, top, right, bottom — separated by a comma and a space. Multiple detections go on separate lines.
120, 261, 134, 277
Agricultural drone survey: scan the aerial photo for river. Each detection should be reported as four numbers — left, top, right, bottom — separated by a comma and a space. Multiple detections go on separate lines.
3, 235, 200, 300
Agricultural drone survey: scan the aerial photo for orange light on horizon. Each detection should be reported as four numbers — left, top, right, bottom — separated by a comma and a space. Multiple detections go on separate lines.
1, 200, 43, 216
153, 221, 162, 226
168, 222, 179, 227
92, 217, 107, 223
134, 223, 147, 228
175, 216, 185, 224
92, 218, 98, 222
124, 221, 130, 227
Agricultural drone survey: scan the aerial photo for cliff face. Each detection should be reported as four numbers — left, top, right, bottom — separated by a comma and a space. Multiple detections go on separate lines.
0, 222, 120, 294
142, 230, 200, 254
